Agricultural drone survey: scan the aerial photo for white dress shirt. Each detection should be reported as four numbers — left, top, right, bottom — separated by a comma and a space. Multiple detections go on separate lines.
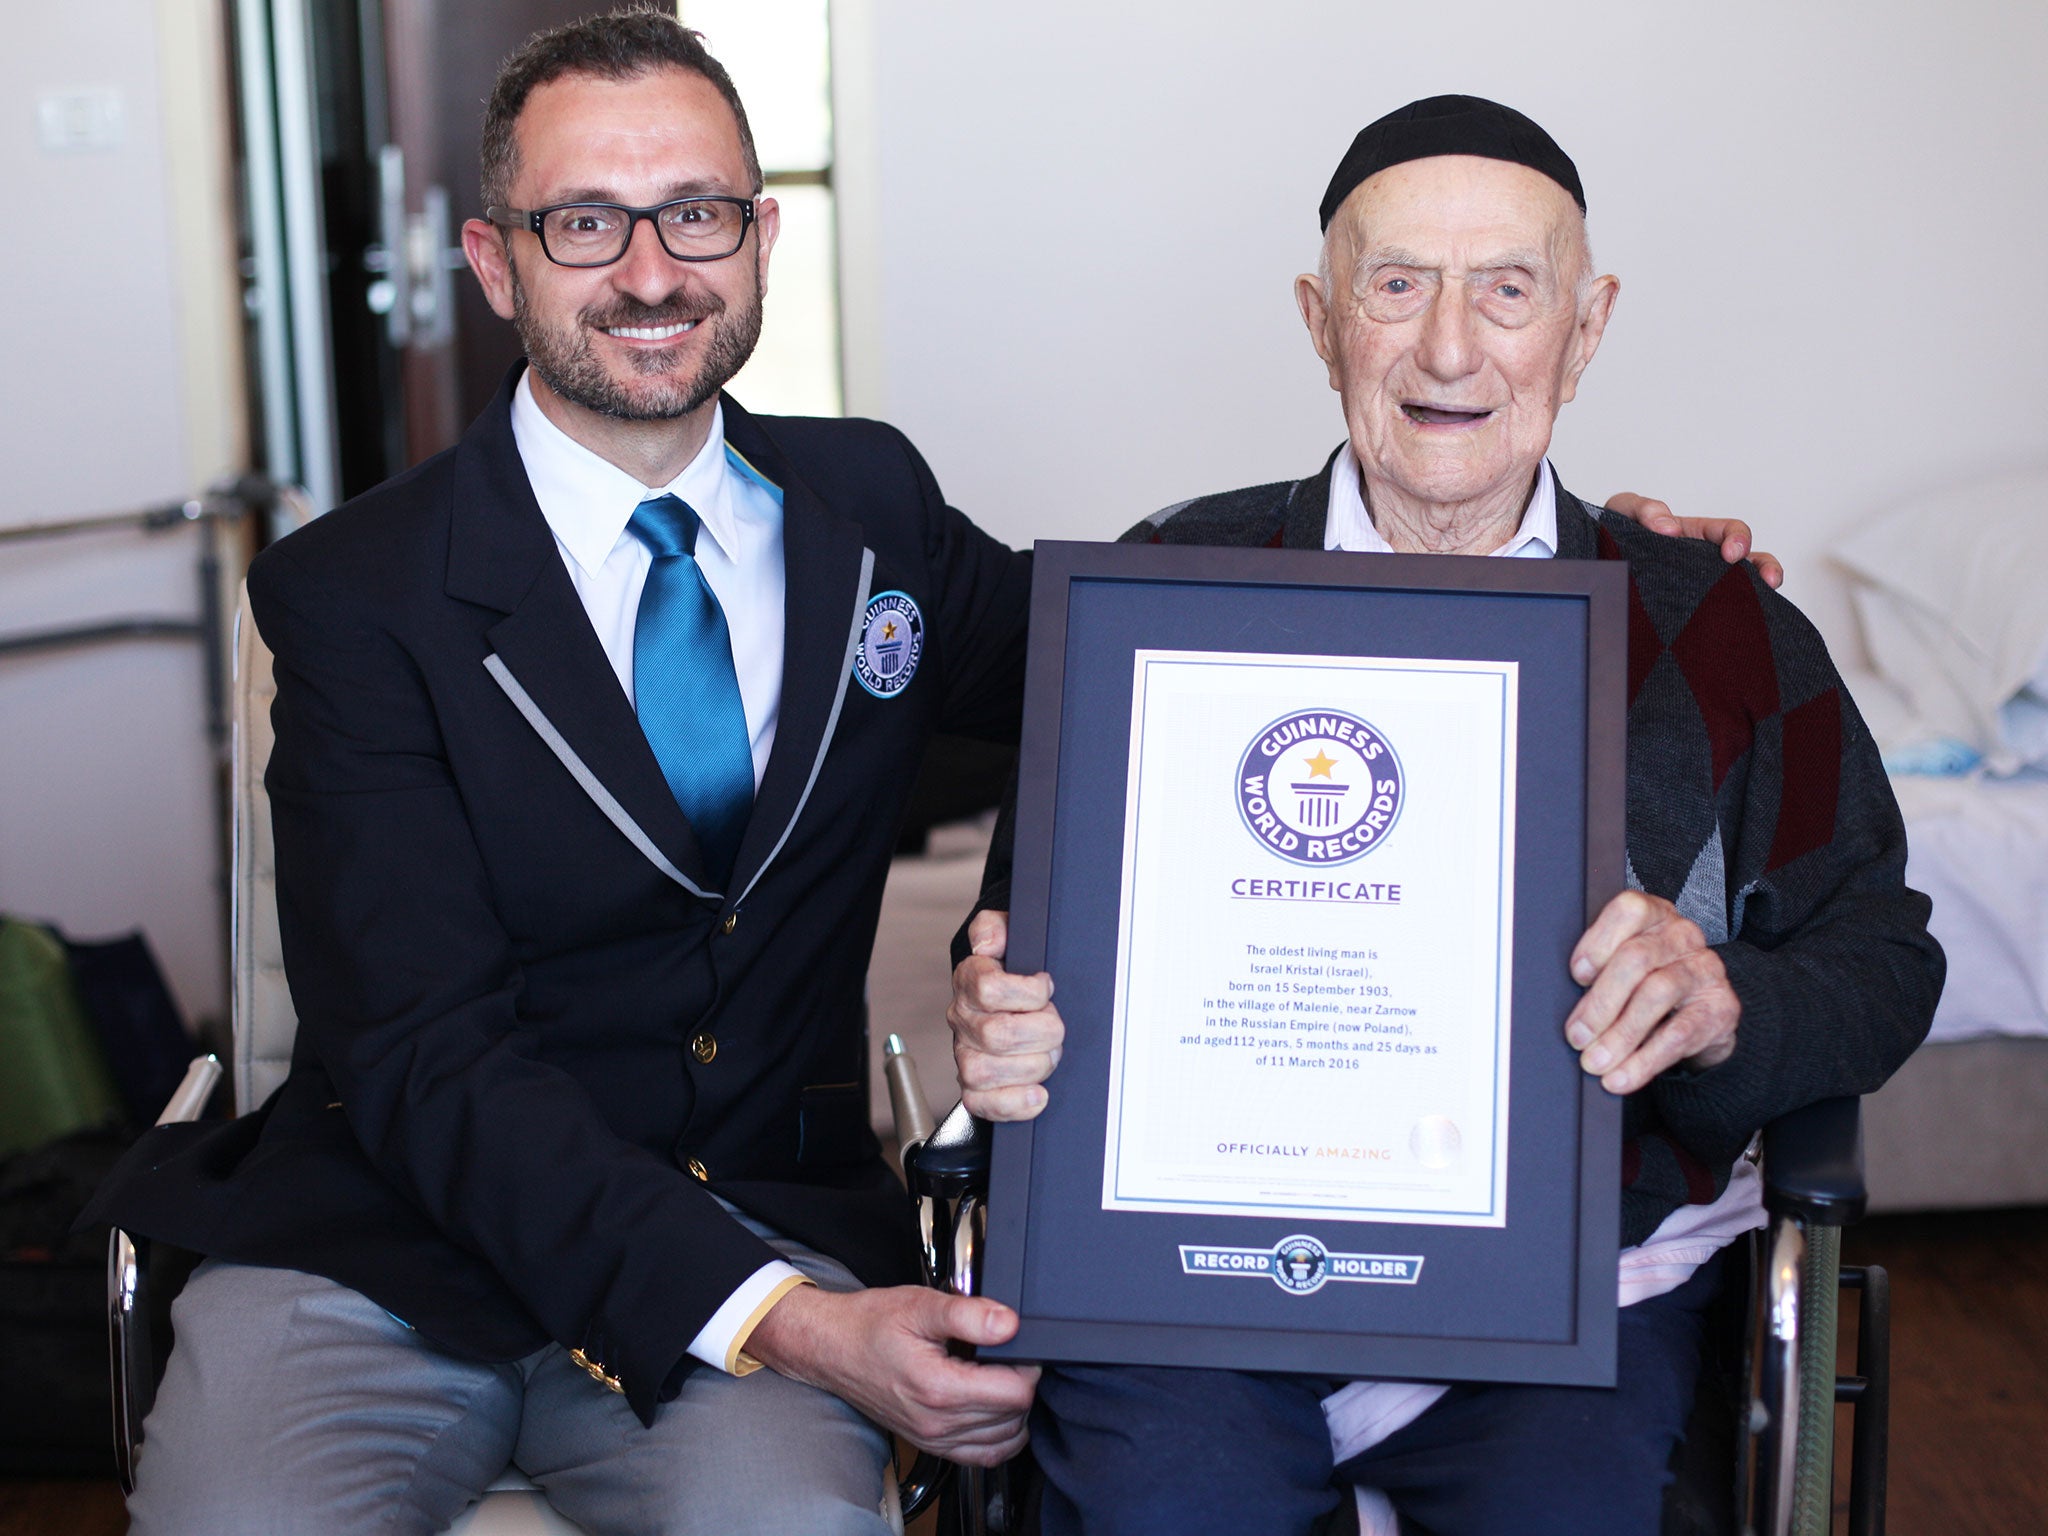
509, 373, 806, 1374
1313, 451, 1764, 1528
1323, 445, 1559, 560
511, 371, 785, 786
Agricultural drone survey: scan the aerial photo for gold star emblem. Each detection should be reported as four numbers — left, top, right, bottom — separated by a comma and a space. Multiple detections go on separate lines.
882, 621, 898, 641
1303, 749, 1338, 779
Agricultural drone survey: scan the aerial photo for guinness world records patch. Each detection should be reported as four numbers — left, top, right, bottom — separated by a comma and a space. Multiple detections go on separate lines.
854, 590, 924, 698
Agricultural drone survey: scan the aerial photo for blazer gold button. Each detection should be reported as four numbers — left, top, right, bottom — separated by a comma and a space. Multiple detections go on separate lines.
721, 912, 737, 935
691, 1032, 717, 1064
687, 1158, 709, 1182
569, 1347, 621, 1391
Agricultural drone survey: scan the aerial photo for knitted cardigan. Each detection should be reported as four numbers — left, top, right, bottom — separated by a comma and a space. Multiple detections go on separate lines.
970, 454, 1944, 1247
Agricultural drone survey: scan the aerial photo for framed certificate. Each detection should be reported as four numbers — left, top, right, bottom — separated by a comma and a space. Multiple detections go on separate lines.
979, 540, 1630, 1386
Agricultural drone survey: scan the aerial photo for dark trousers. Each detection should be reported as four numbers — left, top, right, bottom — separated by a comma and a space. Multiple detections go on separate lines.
1031, 1258, 1720, 1536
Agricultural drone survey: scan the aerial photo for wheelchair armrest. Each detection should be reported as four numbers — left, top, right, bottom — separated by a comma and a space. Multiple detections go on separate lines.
157, 1054, 225, 1127
882, 1034, 937, 1155
109, 1054, 222, 1492
1760, 1095, 1865, 1227
904, 1100, 992, 1201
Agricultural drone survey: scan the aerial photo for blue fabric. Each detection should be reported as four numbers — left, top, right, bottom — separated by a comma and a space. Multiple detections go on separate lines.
1032, 1258, 1719, 1536
1033, 1364, 1343, 1536
628, 494, 754, 885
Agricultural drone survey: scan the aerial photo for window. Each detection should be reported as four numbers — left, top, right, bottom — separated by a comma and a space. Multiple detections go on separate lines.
678, 0, 841, 417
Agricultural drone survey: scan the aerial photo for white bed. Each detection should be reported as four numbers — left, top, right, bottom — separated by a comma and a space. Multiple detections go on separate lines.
1893, 772, 2048, 1045
1825, 470, 2048, 1213
1861, 771, 2048, 1212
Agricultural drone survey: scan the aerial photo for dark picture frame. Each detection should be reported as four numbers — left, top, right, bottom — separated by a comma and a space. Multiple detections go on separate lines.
979, 540, 1631, 1387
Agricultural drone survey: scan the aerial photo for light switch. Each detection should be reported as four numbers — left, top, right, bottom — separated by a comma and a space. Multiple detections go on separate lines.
37, 88, 125, 152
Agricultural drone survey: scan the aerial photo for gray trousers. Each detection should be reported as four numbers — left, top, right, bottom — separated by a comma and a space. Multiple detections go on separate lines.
127, 1215, 894, 1536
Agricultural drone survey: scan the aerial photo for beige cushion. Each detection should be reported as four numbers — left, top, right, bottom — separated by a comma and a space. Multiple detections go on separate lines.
444, 1490, 588, 1535
233, 591, 294, 1116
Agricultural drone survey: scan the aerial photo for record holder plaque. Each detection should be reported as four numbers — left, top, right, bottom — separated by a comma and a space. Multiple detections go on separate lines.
978, 540, 1629, 1386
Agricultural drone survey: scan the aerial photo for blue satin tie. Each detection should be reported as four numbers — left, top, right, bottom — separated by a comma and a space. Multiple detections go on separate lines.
628, 494, 754, 886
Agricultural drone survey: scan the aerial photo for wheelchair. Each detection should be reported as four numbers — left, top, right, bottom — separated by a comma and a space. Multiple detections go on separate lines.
884, 1036, 1892, 1536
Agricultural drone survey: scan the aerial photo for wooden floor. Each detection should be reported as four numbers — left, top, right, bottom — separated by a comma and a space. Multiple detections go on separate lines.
8, 1205, 2043, 1535
1830, 1206, 2048, 1535
0, 1479, 123, 1536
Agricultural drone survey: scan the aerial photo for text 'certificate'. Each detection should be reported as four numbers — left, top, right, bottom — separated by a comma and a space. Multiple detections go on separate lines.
1102, 650, 1519, 1227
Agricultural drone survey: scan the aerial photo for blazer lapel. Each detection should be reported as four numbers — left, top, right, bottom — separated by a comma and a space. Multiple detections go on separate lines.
719, 401, 873, 906
446, 369, 721, 898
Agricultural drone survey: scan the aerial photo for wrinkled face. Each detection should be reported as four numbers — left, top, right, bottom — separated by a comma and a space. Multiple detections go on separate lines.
1299, 156, 1614, 511
469, 67, 777, 422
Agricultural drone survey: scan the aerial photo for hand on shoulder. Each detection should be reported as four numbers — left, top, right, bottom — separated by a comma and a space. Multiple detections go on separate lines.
1604, 492, 1784, 589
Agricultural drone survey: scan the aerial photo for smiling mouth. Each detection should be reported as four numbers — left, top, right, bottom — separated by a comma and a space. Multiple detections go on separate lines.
603, 320, 701, 341
1401, 403, 1493, 426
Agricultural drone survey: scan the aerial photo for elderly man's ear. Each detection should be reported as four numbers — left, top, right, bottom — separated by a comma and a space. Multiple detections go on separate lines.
1557, 274, 1621, 405
1293, 271, 1341, 393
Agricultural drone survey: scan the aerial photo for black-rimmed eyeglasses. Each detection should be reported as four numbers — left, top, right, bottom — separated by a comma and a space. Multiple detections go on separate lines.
486, 196, 757, 268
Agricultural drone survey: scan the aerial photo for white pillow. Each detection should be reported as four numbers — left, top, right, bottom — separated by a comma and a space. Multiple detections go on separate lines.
1835, 469, 2048, 775
2002, 690, 2048, 770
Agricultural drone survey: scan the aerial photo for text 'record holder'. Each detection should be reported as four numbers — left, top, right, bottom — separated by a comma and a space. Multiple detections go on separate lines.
980, 541, 1630, 1387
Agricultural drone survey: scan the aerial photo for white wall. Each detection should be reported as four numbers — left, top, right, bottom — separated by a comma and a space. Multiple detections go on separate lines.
0, 0, 244, 1032
836, 0, 2048, 657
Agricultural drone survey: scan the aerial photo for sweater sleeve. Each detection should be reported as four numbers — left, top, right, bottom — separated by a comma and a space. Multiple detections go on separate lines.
1648, 582, 1944, 1169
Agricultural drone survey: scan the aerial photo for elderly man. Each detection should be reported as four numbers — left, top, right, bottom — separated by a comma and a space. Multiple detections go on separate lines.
948, 97, 1942, 1535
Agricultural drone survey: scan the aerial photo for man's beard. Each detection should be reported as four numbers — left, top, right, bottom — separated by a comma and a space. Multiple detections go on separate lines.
511, 266, 763, 422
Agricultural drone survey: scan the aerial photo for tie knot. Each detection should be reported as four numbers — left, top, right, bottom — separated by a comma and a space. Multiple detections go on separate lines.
629, 494, 702, 559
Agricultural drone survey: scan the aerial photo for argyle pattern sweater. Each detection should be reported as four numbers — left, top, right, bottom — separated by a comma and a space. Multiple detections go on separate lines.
970, 456, 1943, 1247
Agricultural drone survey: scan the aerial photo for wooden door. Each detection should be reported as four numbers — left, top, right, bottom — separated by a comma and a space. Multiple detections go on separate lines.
380, 0, 596, 460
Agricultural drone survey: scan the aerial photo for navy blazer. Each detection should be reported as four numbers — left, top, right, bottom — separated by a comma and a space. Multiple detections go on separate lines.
85, 369, 1032, 1421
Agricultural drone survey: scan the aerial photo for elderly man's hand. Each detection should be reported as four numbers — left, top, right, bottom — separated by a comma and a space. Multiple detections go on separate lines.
1604, 492, 1784, 590
1564, 891, 1740, 1095
948, 910, 1063, 1121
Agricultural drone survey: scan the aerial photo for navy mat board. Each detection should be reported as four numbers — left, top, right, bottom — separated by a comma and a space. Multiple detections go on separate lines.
981, 540, 1628, 1387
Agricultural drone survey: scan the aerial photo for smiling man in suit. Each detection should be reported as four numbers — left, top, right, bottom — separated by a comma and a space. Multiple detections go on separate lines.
92, 12, 1038, 1534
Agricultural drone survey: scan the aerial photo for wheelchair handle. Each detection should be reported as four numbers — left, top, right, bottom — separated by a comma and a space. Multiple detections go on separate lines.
159, 1053, 223, 1126
884, 1034, 938, 1154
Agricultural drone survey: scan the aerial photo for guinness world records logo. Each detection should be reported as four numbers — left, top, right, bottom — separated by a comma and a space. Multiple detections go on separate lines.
853, 590, 924, 699
1236, 708, 1404, 866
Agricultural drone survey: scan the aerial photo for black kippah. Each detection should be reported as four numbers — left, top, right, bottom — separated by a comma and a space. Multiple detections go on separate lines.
1318, 95, 1585, 231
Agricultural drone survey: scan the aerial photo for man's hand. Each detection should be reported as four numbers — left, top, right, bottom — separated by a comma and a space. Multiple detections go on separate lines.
745, 1283, 1039, 1465
1604, 492, 1784, 589
1564, 891, 1740, 1095
948, 910, 1063, 1121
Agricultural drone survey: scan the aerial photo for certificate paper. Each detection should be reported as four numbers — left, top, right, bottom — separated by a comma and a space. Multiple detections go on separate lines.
1102, 650, 1519, 1227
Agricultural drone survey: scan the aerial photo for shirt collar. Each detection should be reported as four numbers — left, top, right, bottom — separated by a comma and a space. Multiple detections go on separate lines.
1326, 447, 1557, 559
510, 370, 747, 575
